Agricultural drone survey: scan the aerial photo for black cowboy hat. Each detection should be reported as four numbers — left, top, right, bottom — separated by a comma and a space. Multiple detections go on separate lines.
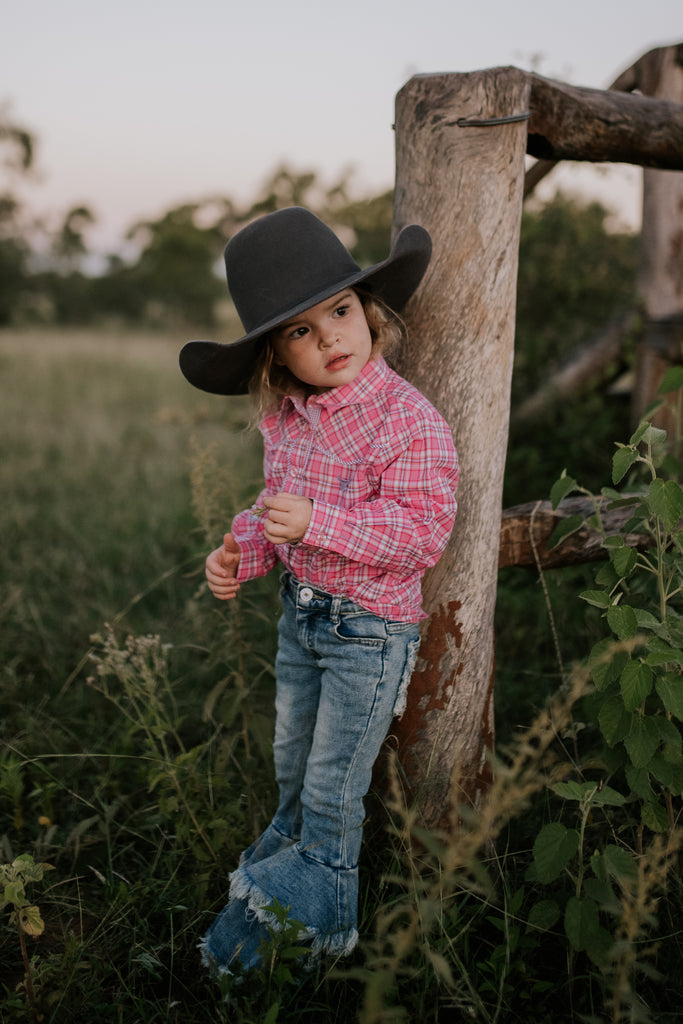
179, 206, 432, 395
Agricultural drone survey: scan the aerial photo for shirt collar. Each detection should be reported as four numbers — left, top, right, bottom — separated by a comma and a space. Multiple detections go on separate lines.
286, 357, 388, 417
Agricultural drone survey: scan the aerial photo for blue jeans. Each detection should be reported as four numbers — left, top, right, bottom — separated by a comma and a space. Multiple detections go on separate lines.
201, 573, 420, 972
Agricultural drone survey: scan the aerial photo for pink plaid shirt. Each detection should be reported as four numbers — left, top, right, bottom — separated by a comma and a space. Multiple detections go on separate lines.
232, 357, 459, 622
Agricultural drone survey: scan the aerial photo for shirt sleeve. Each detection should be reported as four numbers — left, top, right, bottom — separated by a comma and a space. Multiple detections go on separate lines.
229, 414, 282, 582
301, 416, 459, 574
230, 497, 280, 582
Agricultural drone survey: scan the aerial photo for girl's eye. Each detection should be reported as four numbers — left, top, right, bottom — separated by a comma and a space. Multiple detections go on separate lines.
334, 304, 350, 318
286, 326, 308, 340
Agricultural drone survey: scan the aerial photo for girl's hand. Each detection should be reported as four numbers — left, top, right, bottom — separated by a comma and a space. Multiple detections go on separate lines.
205, 533, 241, 600
262, 493, 313, 545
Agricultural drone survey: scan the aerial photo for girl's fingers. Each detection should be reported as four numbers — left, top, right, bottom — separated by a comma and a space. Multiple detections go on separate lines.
208, 581, 240, 599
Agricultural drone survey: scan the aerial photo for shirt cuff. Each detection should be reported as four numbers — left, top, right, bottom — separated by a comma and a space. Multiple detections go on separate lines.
234, 537, 274, 581
302, 500, 348, 551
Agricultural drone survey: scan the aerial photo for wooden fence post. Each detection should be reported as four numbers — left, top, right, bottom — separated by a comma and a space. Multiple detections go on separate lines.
630, 46, 683, 436
389, 69, 530, 828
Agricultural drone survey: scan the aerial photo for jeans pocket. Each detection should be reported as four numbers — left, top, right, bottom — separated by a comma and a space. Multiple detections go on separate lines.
333, 610, 387, 646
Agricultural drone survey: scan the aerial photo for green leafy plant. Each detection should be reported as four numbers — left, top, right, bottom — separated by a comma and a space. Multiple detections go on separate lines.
529, 779, 633, 966
86, 626, 240, 868
215, 900, 316, 1023
548, 382, 683, 837
1, 852, 53, 1016
526, 377, 683, 1015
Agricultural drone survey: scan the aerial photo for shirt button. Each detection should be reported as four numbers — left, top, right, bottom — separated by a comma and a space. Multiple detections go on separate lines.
300, 587, 314, 603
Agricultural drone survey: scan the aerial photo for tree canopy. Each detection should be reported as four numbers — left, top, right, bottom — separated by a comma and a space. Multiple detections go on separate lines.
0, 112, 640, 478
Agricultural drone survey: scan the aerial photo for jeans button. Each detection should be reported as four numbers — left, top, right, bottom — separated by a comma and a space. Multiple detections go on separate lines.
299, 586, 314, 603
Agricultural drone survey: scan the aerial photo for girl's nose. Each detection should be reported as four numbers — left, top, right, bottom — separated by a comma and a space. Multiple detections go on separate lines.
319, 329, 336, 349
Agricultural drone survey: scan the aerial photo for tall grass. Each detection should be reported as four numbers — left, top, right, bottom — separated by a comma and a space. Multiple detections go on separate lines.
1, 329, 681, 1023
0, 327, 280, 1021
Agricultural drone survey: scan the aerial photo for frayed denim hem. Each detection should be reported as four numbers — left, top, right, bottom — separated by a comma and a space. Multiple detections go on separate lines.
199, 895, 273, 974
229, 867, 359, 959
198, 934, 230, 977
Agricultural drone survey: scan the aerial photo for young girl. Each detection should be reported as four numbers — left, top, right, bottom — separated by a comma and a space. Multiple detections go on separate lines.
179, 206, 459, 975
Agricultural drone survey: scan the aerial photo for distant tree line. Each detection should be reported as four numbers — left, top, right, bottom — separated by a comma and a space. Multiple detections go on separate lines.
1, 109, 639, 434
0, 110, 395, 328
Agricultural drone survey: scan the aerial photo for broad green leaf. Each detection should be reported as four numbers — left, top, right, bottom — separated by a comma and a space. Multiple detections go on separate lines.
629, 422, 650, 446
668, 615, 683, 647
527, 899, 561, 933
18, 905, 44, 937
2, 880, 25, 908
602, 845, 638, 883
590, 784, 626, 807
655, 673, 683, 721
624, 716, 660, 769
639, 425, 668, 448
595, 563, 619, 588
550, 473, 578, 510
586, 926, 616, 968
646, 636, 683, 666
633, 609, 663, 635
589, 641, 628, 690
547, 515, 584, 551
589, 637, 613, 663
612, 446, 639, 484
584, 876, 620, 914
551, 780, 624, 806
626, 762, 654, 801
564, 896, 599, 952
649, 754, 674, 788
623, 512, 649, 532
598, 696, 632, 746
611, 545, 638, 578
602, 485, 642, 506
654, 716, 682, 763
12, 855, 45, 882
641, 801, 669, 833
607, 604, 638, 640
590, 850, 607, 882
620, 660, 653, 712
263, 1003, 280, 1024
533, 823, 579, 883
669, 762, 683, 796
551, 780, 589, 801
647, 478, 683, 532
580, 590, 611, 609
658, 366, 683, 394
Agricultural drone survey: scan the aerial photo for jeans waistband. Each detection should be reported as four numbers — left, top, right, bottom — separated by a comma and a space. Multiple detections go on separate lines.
281, 572, 351, 617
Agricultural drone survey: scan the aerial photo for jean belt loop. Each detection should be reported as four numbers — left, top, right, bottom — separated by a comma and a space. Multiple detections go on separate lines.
330, 593, 342, 623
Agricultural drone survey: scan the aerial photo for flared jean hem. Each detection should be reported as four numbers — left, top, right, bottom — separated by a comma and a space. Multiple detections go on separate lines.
229, 859, 359, 958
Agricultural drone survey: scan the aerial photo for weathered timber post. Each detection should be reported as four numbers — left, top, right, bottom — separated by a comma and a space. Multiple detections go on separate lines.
627, 45, 683, 435
390, 69, 530, 828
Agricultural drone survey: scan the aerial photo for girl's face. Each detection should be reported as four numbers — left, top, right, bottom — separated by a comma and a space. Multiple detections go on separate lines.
272, 289, 373, 391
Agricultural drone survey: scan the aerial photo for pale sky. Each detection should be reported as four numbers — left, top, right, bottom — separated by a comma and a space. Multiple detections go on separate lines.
2, 0, 681, 254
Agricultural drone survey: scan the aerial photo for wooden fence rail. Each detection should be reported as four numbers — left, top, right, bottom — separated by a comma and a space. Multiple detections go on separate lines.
387, 46, 683, 828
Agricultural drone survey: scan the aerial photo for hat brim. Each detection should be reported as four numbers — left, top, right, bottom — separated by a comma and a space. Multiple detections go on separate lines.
179, 224, 431, 396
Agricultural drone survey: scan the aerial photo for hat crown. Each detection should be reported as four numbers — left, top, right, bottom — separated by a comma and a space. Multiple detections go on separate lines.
226, 207, 360, 335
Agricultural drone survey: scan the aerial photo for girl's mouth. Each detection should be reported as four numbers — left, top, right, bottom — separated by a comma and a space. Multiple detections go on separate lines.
326, 353, 351, 370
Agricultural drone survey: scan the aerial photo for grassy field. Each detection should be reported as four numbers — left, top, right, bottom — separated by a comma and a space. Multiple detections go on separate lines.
0, 328, 285, 1021
1, 329, 681, 1023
